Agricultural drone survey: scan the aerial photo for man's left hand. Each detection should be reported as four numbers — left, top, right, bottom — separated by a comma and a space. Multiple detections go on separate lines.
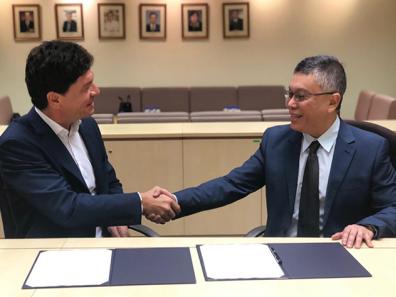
331, 224, 374, 249
107, 225, 129, 237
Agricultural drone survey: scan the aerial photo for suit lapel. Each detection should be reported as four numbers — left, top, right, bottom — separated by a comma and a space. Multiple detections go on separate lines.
27, 108, 88, 191
286, 130, 303, 213
324, 121, 356, 224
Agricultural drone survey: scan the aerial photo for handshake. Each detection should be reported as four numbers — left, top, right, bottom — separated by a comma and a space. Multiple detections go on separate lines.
141, 186, 181, 224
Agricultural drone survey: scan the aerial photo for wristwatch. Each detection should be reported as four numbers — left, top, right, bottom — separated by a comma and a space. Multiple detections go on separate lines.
362, 224, 378, 238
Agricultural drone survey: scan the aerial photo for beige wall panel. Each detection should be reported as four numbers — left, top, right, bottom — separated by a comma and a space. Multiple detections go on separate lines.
183, 138, 263, 235
104, 139, 185, 236
1, 1, 396, 119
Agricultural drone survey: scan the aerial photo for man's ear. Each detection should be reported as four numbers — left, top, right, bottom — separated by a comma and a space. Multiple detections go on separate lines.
46, 92, 61, 110
328, 93, 341, 112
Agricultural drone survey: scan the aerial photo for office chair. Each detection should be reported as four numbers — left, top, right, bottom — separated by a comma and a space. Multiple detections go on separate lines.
128, 224, 159, 237
245, 120, 396, 237
354, 90, 375, 121
0, 96, 20, 125
0, 174, 159, 238
344, 120, 396, 168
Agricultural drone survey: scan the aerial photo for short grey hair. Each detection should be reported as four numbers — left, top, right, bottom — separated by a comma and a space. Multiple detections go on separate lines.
294, 55, 346, 110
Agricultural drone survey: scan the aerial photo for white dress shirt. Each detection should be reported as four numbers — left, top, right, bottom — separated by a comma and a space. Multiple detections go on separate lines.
35, 108, 102, 237
286, 117, 340, 236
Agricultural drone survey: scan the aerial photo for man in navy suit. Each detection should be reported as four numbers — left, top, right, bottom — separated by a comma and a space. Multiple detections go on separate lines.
146, 12, 160, 32
0, 40, 179, 238
188, 11, 202, 32
62, 11, 77, 32
229, 9, 243, 31
154, 55, 396, 248
20, 11, 35, 33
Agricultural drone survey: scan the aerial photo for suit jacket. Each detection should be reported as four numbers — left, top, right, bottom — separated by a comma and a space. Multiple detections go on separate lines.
20, 20, 34, 32
0, 108, 141, 238
146, 24, 160, 32
189, 22, 202, 32
229, 19, 243, 31
63, 20, 77, 32
175, 121, 396, 238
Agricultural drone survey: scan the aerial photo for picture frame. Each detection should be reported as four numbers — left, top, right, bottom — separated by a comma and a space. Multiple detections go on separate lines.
98, 3, 125, 40
139, 4, 166, 40
182, 3, 209, 40
12, 4, 41, 41
55, 3, 84, 40
223, 2, 249, 39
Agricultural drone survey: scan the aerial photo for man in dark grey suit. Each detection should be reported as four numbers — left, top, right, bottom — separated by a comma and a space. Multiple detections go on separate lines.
62, 11, 77, 32
188, 11, 202, 32
20, 11, 35, 32
229, 9, 243, 31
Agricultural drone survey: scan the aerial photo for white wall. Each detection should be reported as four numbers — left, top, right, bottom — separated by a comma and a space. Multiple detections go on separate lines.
0, 0, 395, 118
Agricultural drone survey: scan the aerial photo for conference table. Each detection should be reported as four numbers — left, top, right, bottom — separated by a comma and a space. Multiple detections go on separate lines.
0, 237, 395, 297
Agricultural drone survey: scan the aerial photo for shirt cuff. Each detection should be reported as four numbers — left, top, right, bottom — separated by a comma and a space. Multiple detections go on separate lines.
137, 192, 143, 213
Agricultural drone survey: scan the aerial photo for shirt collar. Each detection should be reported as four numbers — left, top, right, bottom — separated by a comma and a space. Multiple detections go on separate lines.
34, 107, 81, 137
302, 116, 340, 153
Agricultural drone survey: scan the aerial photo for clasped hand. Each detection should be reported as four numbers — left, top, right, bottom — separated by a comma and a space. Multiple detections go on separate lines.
141, 186, 180, 224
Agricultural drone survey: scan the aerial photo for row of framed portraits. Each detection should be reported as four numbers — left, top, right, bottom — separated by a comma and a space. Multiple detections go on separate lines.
12, 3, 250, 41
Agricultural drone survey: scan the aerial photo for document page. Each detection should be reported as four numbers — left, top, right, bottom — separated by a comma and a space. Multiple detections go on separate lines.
25, 249, 112, 288
198, 244, 284, 280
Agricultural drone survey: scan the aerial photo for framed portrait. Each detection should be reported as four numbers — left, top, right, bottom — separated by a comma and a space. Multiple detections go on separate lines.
223, 2, 249, 39
12, 4, 41, 41
182, 3, 209, 40
139, 4, 166, 40
55, 3, 84, 40
98, 3, 125, 39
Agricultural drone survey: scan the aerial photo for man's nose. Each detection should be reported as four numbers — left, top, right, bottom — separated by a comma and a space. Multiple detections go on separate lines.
91, 84, 100, 96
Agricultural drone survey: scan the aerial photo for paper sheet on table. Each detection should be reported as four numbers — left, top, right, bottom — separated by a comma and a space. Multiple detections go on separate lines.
25, 249, 112, 287
199, 244, 284, 279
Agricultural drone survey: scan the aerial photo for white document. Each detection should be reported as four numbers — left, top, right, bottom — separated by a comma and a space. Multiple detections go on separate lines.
199, 244, 284, 279
25, 249, 112, 287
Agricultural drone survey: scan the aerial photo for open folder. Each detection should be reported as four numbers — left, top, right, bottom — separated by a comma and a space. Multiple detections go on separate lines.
197, 242, 371, 281
23, 247, 196, 289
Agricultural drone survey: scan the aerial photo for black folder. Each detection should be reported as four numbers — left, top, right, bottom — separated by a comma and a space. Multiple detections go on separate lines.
197, 242, 371, 281
23, 247, 196, 289
110, 247, 196, 286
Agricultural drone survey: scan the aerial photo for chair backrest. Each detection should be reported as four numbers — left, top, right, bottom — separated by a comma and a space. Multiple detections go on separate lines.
0, 174, 17, 238
91, 113, 114, 124
190, 110, 262, 122
345, 120, 396, 168
117, 112, 189, 123
367, 93, 396, 120
141, 87, 190, 112
189, 87, 237, 112
262, 115, 290, 121
94, 87, 141, 114
0, 96, 13, 125
261, 109, 290, 121
237, 85, 285, 110
354, 90, 375, 121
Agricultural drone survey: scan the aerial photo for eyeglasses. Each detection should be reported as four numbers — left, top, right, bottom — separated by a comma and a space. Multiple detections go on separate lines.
284, 89, 337, 103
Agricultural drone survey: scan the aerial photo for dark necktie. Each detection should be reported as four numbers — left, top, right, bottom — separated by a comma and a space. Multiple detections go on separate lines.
298, 140, 320, 237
